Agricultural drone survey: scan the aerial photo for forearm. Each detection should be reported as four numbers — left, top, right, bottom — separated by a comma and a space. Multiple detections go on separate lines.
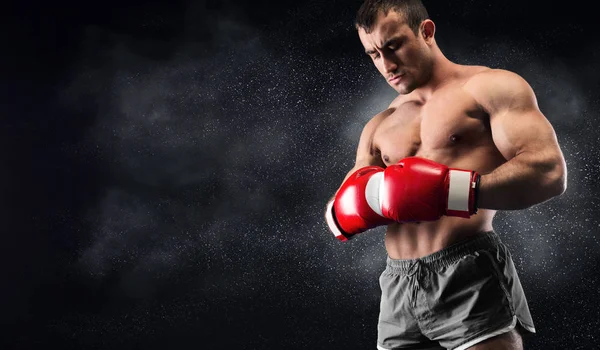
477, 151, 567, 210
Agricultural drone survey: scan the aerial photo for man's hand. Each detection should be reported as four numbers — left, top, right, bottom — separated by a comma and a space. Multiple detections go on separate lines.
325, 166, 394, 242
381, 157, 480, 222
326, 157, 480, 242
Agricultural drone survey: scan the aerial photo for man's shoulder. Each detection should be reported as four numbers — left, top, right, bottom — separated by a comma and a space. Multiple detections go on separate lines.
366, 106, 396, 127
463, 67, 527, 88
461, 67, 533, 102
461, 67, 537, 114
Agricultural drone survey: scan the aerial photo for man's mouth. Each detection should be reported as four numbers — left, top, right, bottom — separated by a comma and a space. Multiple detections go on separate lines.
388, 73, 404, 84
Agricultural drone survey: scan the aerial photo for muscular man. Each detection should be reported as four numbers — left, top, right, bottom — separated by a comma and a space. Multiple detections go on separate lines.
324, 1, 567, 349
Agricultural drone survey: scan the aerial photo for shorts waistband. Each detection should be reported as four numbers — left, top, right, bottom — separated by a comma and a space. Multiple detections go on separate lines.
385, 231, 501, 274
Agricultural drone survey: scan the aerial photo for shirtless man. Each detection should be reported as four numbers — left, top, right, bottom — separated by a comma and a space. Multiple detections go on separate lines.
324, 0, 567, 349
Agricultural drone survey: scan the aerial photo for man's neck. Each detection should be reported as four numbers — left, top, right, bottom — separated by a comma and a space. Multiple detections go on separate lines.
414, 47, 458, 99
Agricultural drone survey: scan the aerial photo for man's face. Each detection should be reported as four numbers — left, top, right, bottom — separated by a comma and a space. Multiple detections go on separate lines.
358, 10, 431, 94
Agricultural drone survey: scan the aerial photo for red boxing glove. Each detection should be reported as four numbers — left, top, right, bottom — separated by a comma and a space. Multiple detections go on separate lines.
380, 157, 480, 222
325, 166, 394, 241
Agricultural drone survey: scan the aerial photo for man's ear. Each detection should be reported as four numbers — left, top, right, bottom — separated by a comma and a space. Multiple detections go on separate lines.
420, 19, 435, 43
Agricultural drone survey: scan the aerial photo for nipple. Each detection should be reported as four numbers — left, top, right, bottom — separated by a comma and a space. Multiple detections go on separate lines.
449, 134, 461, 143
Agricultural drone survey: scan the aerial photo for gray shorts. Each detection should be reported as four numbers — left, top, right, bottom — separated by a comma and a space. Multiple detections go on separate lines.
377, 231, 536, 350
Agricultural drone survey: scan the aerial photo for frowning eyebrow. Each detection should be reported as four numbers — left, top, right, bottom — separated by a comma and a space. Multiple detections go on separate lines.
364, 35, 406, 55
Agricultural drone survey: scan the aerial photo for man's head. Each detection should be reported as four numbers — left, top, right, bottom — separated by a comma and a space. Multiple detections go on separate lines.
356, 0, 436, 94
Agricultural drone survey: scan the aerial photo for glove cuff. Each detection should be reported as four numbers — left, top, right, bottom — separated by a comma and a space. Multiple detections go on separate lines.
325, 200, 352, 242
446, 169, 480, 218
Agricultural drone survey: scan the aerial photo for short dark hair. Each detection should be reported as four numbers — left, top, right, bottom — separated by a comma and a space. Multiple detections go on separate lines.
355, 0, 430, 35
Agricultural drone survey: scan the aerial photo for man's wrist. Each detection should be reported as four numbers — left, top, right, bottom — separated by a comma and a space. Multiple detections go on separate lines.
473, 172, 481, 214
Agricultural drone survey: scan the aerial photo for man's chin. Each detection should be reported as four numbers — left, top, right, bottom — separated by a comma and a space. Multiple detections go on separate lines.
390, 84, 410, 95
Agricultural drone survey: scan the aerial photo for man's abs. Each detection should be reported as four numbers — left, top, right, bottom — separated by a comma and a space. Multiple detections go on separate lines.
384, 210, 496, 259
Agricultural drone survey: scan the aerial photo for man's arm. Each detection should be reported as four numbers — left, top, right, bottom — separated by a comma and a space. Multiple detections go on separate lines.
327, 111, 388, 202
467, 69, 567, 210
323, 111, 391, 241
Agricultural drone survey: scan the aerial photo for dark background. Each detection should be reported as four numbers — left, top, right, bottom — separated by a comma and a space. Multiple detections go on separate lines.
2, 0, 599, 349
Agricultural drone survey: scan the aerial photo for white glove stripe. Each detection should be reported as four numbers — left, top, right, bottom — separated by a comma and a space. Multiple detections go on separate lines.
448, 170, 471, 212
365, 172, 384, 216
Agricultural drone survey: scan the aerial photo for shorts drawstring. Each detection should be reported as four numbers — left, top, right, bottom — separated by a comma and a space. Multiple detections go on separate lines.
406, 259, 429, 308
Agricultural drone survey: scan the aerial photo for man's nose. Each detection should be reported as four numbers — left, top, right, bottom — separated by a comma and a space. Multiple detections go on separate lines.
382, 54, 397, 73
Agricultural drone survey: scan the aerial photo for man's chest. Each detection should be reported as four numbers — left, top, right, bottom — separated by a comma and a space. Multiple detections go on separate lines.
372, 89, 489, 165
